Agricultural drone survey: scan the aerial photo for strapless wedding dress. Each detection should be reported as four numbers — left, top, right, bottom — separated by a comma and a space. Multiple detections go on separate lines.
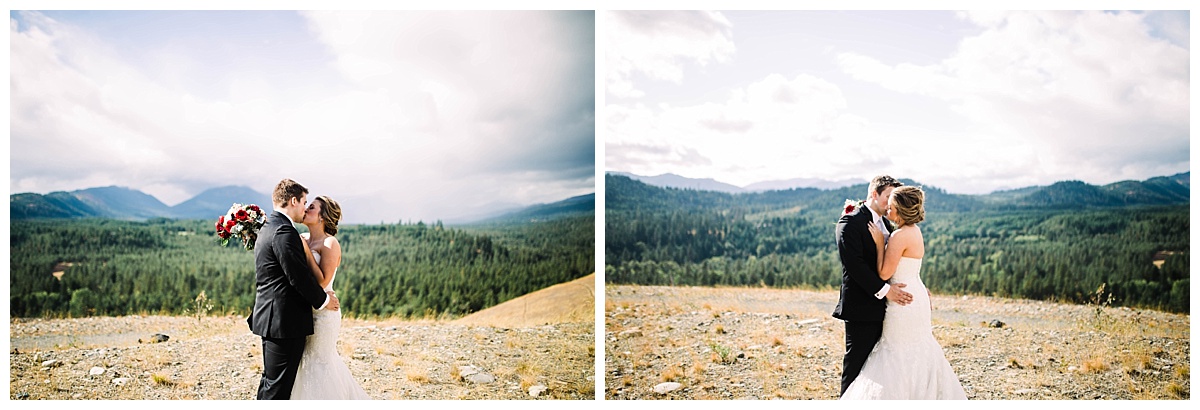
290, 251, 370, 400
842, 257, 967, 400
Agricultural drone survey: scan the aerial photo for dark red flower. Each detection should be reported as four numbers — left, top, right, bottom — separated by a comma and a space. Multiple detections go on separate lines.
218, 230, 230, 239
844, 204, 855, 214
226, 220, 237, 229
250, 204, 261, 213
216, 215, 225, 229
236, 209, 248, 221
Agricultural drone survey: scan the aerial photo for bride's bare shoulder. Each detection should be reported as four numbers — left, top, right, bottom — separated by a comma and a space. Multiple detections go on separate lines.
893, 225, 923, 242
323, 235, 340, 249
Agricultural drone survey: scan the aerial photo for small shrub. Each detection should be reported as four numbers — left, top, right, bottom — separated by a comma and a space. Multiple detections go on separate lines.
710, 343, 735, 364
189, 291, 214, 323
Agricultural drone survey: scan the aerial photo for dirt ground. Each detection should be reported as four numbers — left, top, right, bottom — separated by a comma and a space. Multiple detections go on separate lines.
604, 285, 1190, 400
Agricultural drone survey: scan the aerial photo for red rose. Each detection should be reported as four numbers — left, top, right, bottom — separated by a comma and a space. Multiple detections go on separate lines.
250, 205, 261, 212
236, 209, 248, 221
226, 220, 237, 229
216, 216, 225, 229
844, 204, 855, 214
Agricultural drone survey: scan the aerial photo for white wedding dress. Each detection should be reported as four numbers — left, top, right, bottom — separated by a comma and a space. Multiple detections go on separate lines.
290, 251, 371, 400
842, 257, 967, 400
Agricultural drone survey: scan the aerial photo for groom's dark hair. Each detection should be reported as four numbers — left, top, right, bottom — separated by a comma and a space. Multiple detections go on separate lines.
273, 179, 308, 207
869, 175, 903, 196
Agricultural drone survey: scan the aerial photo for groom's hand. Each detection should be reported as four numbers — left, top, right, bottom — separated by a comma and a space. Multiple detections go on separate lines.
325, 291, 340, 311
886, 283, 913, 306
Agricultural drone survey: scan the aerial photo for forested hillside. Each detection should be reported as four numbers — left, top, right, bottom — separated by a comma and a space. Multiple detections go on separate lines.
605, 174, 1189, 313
9, 215, 594, 319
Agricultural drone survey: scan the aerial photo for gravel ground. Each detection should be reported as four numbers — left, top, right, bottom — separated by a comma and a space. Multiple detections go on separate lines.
10, 314, 595, 400
604, 285, 1190, 400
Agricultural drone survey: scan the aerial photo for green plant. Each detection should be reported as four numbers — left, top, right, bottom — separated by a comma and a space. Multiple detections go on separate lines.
709, 343, 735, 364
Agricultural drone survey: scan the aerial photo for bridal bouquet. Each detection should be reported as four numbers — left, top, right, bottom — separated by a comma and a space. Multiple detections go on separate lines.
842, 199, 865, 216
216, 203, 265, 251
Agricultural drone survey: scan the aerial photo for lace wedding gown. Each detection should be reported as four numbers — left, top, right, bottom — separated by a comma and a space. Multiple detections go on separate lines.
290, 251, 371, 400
842, 257, 967, 400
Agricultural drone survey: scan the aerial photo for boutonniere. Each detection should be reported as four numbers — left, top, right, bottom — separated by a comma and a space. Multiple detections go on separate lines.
842, 199, 865, 216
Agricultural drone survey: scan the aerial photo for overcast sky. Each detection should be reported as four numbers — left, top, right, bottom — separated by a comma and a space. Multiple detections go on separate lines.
9, 10, 595, 224
605, 10, 1190, 194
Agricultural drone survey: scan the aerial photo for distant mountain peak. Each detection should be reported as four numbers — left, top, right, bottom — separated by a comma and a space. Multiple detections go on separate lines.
10, 185, 271, 221
607, 172, 744, 193
609, 171, 867, 193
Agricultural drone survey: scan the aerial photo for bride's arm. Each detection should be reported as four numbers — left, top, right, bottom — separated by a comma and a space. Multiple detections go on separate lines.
299, 236, 329, 286
868, 224, 907, 281
315, 236, 342, 289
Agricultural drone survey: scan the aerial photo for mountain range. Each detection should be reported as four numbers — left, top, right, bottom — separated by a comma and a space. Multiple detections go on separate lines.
606, 171, 1190, 212
10, 186, 594, 224
608, 171, 864, 193
473, 193, 594, 224
11, 186, 272, 221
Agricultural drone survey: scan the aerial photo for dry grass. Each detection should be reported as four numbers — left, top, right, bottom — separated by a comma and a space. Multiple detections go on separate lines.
1167, 383, 1187, 399
1081, 356, 1111, 373
406, 368, 432, 384
150, 374, 175, 386
454, 273, 595, 328
660, 365, 684, 382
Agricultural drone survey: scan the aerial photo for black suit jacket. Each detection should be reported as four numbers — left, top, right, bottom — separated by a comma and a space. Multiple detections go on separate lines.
832, 204, 893, 322
248, 211, 328, 339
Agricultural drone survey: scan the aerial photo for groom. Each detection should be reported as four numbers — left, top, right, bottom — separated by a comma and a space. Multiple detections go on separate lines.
832, 175, 912, 396
248, 178, 339, 400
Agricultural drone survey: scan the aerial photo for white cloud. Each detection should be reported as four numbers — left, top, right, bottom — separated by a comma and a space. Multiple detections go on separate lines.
606, 10, 1188, 194
604, 10, 735, 99
838, 11, 1189, 192
607, 73, 885, 186
9, 11, 594, 223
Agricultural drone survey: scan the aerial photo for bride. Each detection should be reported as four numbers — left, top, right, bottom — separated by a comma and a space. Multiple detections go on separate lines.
291, 195, 371, 400
841, 186, 967, 400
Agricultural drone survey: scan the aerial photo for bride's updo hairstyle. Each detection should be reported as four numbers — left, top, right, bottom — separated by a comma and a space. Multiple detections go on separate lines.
890, 186, 925, 226
314, 196, 342, 236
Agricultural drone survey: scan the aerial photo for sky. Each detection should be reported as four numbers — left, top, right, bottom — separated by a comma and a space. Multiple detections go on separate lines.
8, 10, 595, 224
604, 10, 1190, 194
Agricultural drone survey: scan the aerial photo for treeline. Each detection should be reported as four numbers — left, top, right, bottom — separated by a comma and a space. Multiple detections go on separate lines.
605, 175, 1189, 313
9, 215, 594, 319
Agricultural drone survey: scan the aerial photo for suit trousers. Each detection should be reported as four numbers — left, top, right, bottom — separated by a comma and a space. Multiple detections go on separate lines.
841, 320, 884, 397
257, 336, 307, 400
